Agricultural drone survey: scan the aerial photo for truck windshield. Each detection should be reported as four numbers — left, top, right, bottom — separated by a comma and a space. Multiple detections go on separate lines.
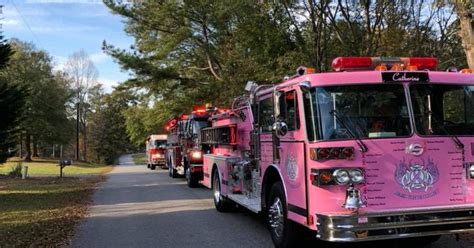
410, 84, 474, 136
305, 84, 411, 141
153, 140, 166, 147
193, 121, 209, 134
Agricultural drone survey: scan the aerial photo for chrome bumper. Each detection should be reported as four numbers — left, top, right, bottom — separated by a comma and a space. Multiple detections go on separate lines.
316, 207, 474, 242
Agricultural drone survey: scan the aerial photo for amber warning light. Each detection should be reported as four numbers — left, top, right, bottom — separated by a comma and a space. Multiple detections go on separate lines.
332, 57, 438, 72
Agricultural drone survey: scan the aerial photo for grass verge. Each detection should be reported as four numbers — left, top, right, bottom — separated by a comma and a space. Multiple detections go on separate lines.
0, 176, 105, 247
0, 157, 112, 176
132, 153, 147, 165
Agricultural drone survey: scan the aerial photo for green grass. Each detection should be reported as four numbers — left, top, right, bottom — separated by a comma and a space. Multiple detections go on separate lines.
0, 176, 104, 246
132, 153, 147, 165
0, 157, 112, 176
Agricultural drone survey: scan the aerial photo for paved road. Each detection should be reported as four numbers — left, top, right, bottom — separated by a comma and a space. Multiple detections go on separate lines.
72, 154, 473, 248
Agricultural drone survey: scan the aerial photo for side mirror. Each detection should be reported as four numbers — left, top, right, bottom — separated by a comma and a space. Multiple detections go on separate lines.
272, 120, 288, 138
299, 81, 311, 93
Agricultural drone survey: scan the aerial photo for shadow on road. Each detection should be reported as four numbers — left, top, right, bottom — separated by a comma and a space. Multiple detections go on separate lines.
72, 155, 473, 248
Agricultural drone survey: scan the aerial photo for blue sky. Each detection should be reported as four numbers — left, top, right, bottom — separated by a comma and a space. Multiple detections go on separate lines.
2, 0, 134, 92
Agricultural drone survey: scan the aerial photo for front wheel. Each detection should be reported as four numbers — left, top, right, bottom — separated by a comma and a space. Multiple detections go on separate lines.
186, 168, 199, 188
150, 164, 156, 170
402, 235, 441, 247
268, 181, 301, 248
212, 169, 232, 212
169, 165, 178, 178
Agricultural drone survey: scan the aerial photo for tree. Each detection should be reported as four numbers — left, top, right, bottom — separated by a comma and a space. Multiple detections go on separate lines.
64, 50, 99, 161
0, 36, 27, 163
103, 0, 468, 130
453, 1, 473, 69
87, 86, 134, 164
3, 40, 71, 161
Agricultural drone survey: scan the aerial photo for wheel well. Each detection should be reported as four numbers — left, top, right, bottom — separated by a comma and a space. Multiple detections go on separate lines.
261, 166, 282, 211
210, 163, 218, 189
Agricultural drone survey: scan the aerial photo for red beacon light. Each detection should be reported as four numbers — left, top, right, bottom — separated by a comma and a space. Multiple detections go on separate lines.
332, 57, 438, 72
192, 105, 207, 115
165, 118, 178, 130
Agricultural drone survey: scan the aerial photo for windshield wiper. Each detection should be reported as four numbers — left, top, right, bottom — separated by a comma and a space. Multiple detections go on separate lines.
430, 116, 465, 149
330, 110, 369, 152
426, 95, 464, 149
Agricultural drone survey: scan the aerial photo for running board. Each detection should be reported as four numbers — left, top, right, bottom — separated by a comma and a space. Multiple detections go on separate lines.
227, 194, 261, 213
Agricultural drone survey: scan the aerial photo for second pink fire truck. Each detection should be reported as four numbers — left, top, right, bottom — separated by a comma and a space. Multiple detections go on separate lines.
199, 57, 474, 247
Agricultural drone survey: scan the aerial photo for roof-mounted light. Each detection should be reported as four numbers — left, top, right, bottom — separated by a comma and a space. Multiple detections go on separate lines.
460, 68, 472, 74
296, 66, 316, 76
331, 57, 438, 72
165, 118, 179, 130
192, 105, 207, 115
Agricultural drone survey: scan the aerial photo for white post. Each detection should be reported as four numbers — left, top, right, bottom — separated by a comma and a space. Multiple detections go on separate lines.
21, 165, 28, 179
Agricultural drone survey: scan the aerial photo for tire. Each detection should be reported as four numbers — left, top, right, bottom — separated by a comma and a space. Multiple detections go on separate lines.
268, 181, 301, 248
169, 165, 178, 178
150, 164, 156, 170
403, 235, 441, 247
186, 168, 199, 188
147, 163, 150, 169
212, 169, 232, 212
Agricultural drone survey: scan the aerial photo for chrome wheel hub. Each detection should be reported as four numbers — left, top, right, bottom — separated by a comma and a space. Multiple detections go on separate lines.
213, 176, 221, 203
268, 198, 284, 238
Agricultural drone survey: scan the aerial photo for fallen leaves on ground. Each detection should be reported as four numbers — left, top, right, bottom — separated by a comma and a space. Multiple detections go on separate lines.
0, 176, 105, 247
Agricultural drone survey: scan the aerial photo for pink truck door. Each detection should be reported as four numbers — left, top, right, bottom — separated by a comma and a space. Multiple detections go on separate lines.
276, 90, 308, 224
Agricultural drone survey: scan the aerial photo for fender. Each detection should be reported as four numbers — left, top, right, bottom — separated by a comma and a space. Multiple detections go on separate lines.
261, 164, 287, 211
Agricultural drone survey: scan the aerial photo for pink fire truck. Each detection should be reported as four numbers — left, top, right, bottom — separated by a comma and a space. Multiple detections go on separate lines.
200, 57, 474, 247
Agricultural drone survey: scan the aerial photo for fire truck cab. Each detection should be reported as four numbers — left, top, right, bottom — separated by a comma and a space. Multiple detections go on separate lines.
146, 134, 168, 170
200, 57, 474, 247
165, 106, 213, 187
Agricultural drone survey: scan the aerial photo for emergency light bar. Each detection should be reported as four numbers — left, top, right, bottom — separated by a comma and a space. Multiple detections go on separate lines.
332, 57, 438, 72
165, 117, 179, 130
192, 105, 207, 114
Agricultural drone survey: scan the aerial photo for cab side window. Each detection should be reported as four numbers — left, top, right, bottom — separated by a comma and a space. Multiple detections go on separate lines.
259, 97, 274, 133
278, 90, 300, 131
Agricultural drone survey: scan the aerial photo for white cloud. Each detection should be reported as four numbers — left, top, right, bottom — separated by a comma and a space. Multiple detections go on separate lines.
52, 55, 68, 72
98, 78, 121, 93
29, 25, 99, 33
89, 52, 109, 65
1, 19, 21, 27
25, 0, 103, 4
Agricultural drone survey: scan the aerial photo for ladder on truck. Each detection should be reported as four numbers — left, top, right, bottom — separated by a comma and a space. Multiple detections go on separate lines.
200, 125, 238, 146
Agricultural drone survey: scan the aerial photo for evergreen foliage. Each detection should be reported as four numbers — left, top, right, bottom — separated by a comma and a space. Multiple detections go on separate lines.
102, 0, 468, 140
0, 36, 27, 163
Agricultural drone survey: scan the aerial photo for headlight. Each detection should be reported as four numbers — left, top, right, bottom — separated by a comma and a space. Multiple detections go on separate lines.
312, 168, 365, 186
191, 151, 202, 160
468, 164, 474, 179
349, 169, 364, 183
152, 154, 163, 159
333, 169, 350, 185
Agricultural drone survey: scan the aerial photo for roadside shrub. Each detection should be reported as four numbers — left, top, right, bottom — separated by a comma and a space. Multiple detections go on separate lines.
8, 162, 22, 177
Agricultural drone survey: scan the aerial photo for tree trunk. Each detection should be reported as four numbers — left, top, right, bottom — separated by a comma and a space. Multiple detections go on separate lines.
76, 102, 80, 160
33, 137, 39, 157
457, 3, 474, 70
24, 134, 32, 162
19, 133, 23, 159
84, 123, 87, 161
